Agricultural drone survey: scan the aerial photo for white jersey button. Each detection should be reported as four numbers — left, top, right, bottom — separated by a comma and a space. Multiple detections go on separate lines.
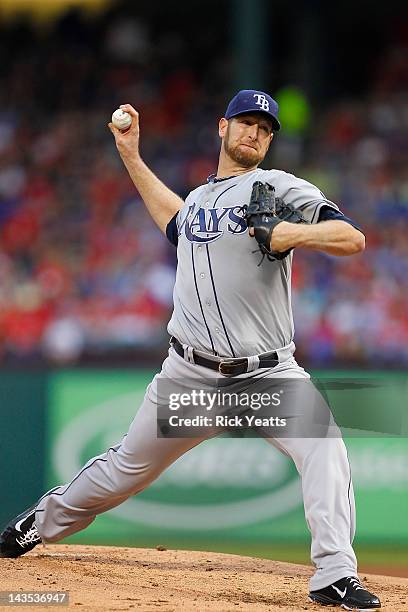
200, 272, 205, 279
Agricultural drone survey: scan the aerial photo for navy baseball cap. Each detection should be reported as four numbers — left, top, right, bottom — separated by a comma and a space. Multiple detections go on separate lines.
225, 89, 281, 132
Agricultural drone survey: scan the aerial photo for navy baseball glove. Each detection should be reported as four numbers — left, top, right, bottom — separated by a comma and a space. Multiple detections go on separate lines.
246, 181, 307, 263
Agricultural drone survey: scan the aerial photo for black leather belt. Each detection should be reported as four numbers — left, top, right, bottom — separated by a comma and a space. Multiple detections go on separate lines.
170, 337, 279, 376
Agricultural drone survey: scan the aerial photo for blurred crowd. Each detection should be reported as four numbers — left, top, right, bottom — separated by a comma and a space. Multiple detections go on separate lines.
0, 8, 407, 366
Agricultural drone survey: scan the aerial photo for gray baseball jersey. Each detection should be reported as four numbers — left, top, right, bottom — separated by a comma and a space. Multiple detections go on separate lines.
167, 168, 339, 357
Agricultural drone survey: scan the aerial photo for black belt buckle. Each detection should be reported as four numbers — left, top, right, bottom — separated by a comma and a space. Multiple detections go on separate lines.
218, 358, 248, 377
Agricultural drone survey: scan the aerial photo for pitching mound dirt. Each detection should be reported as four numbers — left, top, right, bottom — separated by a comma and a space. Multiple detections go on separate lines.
1, 545, 407, 611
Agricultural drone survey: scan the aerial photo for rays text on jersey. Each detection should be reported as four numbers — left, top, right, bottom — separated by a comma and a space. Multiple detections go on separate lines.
179, 204, 247, 243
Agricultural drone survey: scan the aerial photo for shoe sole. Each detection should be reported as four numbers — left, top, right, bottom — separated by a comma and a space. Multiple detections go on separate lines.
308, 595, 380, 611
0, 549, 26, 558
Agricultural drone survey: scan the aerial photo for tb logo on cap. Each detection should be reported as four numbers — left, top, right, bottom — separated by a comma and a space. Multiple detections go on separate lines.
253, 94, 270, 111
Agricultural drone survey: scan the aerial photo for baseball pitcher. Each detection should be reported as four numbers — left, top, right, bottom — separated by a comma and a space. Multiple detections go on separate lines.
0, 90, 380, 610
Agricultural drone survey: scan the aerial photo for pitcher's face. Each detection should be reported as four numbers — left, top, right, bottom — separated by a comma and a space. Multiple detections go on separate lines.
220, 113, 274, 167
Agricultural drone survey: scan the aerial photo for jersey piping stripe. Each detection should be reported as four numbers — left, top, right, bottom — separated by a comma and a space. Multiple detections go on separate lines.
206, 183, 238, 357
345, 446, 354, 543
205, 244, 236, 358
347, 476, 353, 543
191, 243, 216, 354
211, 183, 237, 208
311, 200, 334, 223
35, 446, 121, 506
34, 485, 61, 509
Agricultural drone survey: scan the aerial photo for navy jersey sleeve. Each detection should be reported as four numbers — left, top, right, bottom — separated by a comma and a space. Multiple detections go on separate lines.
317, 205, 364, 234
166, 212, 179, 247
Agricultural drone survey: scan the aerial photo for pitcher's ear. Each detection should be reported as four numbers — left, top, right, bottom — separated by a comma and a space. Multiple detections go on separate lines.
219, 117, 228, 138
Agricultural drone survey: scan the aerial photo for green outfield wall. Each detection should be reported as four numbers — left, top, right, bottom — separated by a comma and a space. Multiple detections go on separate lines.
1, 369, 407, 565
0, 372, 47, 521
43, 370, 408, 549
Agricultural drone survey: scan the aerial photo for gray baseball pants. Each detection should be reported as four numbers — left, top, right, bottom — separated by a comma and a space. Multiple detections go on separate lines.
35, 348, 357, 590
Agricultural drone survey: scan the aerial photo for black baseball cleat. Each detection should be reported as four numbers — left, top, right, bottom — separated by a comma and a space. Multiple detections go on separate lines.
309, 576, 381, 610
0, 504, 42, 558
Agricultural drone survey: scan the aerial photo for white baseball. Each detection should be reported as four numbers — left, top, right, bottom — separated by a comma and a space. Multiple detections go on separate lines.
111, 109, 132, 131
